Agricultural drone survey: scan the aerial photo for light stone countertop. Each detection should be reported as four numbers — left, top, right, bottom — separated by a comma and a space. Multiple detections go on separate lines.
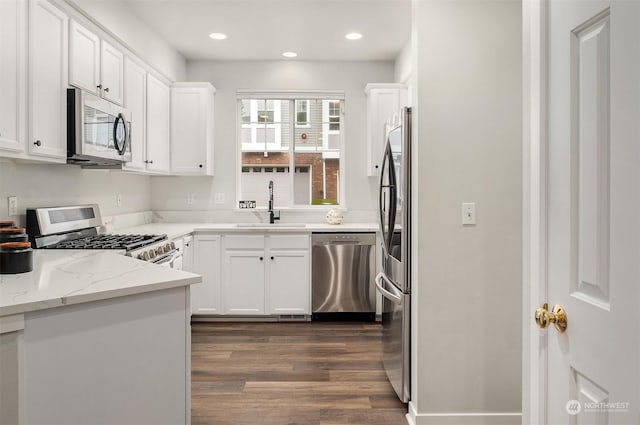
115, 222, 379, 240
0, 250, 201, 317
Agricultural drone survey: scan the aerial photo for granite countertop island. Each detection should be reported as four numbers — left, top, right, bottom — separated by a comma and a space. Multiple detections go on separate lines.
0, 250, 201, 316
0, 250, 201, 425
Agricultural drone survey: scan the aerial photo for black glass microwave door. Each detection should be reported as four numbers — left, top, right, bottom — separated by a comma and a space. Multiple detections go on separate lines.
379, 142, 397, 255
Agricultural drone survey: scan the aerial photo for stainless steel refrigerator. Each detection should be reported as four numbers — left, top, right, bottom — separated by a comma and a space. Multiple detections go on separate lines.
375, 106, 411, 403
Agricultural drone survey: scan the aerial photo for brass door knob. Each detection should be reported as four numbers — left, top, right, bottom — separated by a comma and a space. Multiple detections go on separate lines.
535, 303, 567, 332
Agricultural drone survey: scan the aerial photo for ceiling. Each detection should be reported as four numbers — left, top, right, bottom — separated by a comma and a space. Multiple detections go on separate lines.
122, 0, 411, 62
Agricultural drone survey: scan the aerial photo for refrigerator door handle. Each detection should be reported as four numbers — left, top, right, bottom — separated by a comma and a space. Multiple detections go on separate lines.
375, 272, 403, 305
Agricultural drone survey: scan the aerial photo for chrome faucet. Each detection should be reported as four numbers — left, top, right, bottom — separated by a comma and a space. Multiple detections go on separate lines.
268, 180, 280, 224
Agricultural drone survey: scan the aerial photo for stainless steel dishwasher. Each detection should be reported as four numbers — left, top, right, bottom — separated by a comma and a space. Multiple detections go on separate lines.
311, 233, 376, 320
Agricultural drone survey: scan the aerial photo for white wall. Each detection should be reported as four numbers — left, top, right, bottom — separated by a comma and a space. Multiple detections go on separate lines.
0, 161, 150, 226
410, 1, 522, 424
150, 60, 394, 223
394, 42, 412, 85
66, 0, 187, 81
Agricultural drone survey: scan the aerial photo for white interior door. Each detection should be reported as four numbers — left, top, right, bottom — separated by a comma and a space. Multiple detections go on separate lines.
544, 1, 639, 423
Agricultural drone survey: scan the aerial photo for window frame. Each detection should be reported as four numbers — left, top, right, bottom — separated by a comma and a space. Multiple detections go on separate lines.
236, 90, 346, 210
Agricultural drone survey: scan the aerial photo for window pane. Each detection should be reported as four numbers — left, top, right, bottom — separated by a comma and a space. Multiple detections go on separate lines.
294, 99, 322, 151
240, 100, 251, 123
241, 99, 289, 152
240, 151, 290, 208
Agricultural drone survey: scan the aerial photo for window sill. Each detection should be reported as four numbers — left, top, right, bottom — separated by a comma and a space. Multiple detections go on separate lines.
234, 206, 344, 213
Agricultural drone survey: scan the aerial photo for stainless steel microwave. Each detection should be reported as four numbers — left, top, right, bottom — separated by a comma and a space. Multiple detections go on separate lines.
67, 88, 132, 167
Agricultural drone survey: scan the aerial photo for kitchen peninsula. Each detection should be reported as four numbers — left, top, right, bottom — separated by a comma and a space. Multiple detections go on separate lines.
0, 250, 201, 425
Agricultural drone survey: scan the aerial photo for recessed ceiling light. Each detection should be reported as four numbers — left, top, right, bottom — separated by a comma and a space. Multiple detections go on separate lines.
209, 33, 227, 40
282, 51, 298, 58
345, 32, 363, 40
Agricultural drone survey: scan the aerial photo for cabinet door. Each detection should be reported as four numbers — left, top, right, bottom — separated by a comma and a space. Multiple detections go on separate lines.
100, 40, 124, 105
182, 235, 193, 272
28, 0, 68, 160
365, 85, 407, 176
68, 20, 99, 95
191, 235, 221, 315
0, 0, 26, 154
269, 250, 310, 314
223, 251, 265, 314
146, 73, 170, 173
170, 86, 208, 175
122, 57, 146, 171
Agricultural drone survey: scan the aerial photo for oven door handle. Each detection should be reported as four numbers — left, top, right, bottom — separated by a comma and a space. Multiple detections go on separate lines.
168, 253, 183, 268
153, 250, 179, 266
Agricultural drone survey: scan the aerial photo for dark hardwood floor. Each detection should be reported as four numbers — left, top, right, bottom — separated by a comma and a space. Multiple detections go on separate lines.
191, 321, 408, 425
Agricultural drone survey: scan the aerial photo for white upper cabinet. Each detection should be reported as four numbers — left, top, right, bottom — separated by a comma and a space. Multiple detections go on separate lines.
365, 83, 408, 176
146, 73, 171, 173
123, 57, 147, 171
100, 40, 124, 105
0, 0, 27, 154
68, 20, 99, 95
28, 0, 68, 161
170, 83, 215, 176
69, 20, 124, 105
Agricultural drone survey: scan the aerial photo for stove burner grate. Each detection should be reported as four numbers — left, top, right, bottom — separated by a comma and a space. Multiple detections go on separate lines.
48, 234, 166, 251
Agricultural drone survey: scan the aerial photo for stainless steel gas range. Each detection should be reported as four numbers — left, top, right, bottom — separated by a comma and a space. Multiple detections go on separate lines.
26, 204, 181, 267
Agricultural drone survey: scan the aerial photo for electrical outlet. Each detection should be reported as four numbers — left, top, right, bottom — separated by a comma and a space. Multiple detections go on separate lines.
8, 196, 18, 216
187, 193, 196, 205
462, 202, 476, 225
116, 194, 122, 208
214, 193, 225, 204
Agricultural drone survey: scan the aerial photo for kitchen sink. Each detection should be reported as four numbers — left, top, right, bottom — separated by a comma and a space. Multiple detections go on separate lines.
234, 223, 307, 228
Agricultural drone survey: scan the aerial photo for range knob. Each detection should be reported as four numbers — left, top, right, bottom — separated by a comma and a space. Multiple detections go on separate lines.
155, 247, 164, 256
148, 249, 156, 259
164, 243, 172, 253
170, 241, 176, 250
138, 251, 150, 261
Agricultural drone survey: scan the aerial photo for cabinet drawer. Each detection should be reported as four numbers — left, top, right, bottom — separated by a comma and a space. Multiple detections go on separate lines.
224, 234, 265, 250
269, 234, 309, 250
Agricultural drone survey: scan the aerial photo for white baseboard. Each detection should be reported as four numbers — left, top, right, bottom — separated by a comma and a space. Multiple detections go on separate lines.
407, 403, 522, 425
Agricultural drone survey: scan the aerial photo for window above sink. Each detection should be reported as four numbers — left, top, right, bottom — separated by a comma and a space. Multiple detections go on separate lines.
236, 91, 345, 210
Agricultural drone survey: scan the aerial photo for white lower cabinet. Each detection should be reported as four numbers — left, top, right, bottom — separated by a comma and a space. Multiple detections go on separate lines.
269, 250, 310, 314
190, 234, 221, 315
191, 232, 310, 317
223, 250, 265, 314
181, 235, 193, 272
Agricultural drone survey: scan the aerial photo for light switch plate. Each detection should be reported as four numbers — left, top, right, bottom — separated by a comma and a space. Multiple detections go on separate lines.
8, 196, 18, 216
462, 202, 476, 225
